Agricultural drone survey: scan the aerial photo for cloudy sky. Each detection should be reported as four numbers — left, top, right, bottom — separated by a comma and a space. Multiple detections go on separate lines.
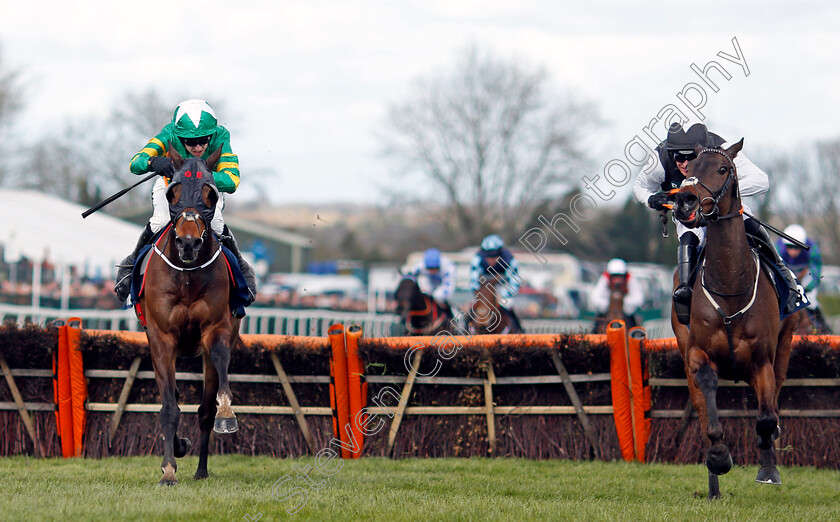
2, 0, 838, 204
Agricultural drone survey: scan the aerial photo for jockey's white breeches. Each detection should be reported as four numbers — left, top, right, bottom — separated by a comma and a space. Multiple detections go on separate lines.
148, 177, 225, 235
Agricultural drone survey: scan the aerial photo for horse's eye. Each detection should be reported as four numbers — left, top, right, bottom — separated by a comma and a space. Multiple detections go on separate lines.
718, 166, 728, 175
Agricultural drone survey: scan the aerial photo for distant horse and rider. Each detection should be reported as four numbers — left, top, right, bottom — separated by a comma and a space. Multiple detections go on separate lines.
589, 258, 643, 334
394, 275, 455, 335
467, 275, 524, 334
669, 139, 806, 498
466, 234, 525, 334
775, 224, 832, 335
135, 148, 248, 485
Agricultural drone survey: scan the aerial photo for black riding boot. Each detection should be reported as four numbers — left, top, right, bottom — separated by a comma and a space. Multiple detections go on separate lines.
744, 218, 803, 314
114, 223, 156, 303
673, 234, 699, 325
220, 225, 257, 303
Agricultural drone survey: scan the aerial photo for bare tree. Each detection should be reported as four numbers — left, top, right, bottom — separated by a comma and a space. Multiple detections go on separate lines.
381, 45, 599, 244
0, 44, 25, 184
19, 89, 173, 210
764, 140, 840, 262
808, 140, 840, 261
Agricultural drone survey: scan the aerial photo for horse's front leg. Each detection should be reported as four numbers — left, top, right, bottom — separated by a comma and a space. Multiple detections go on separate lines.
195, 351, 220, 480
208, 332, 238, 434
687, 348, 731, 499
150, 346, 182, 486
753, 361, 782, 485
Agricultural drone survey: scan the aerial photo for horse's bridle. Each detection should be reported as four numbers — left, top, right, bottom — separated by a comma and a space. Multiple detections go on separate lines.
680, 148, 742, 222
153, 210, 222, 272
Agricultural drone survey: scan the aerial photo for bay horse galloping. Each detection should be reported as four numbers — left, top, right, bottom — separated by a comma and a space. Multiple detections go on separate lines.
140, 147, 240, 485
468, 277, 523, 335
671, 140, 799, 499
395, 276, 453, 335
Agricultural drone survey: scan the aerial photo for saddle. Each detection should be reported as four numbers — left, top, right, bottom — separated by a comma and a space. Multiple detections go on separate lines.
127, 227, 252, 323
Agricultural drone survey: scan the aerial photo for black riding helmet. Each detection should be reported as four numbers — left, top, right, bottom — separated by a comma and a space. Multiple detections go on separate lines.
664, 123, 713, 162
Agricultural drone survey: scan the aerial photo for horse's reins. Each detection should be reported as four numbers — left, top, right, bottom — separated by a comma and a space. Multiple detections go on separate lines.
153, 211, 222, 272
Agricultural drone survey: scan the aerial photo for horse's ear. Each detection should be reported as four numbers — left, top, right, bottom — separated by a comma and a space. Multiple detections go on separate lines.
205, 147, 222, 172
167, 183, 182, 206
693, 144, 704, 155
725, 138, 744, 158
168, 142, 185, 170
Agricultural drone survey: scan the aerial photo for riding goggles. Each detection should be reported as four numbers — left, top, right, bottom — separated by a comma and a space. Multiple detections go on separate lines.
670, 150, 698, 163
181, 135, 211, 147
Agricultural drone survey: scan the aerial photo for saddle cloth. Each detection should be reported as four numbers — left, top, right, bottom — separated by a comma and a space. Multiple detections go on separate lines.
126, 232, 251, 320
691, 238, 810, 321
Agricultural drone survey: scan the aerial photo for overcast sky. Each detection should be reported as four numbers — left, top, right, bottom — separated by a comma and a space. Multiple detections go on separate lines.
2, 0, 838, 204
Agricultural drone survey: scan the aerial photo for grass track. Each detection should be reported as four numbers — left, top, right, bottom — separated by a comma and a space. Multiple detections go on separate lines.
1, 456, 838, 521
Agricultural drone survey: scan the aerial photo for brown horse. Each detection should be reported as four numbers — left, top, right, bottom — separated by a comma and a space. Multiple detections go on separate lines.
593, 276, 637, 334
468, 277, 524, 334
140, 148, 241, 485
671, 140, 799, 498
394, 276, 453, 335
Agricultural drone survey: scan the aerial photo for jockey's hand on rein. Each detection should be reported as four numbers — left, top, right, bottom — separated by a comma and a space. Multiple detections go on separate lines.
149, 156, 175, 177
648, 192, 672, 211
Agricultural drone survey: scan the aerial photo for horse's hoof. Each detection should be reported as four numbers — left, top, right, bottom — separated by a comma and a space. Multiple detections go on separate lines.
194, 470, 209, 480
158, 478, 178, 486
706, 445, 733, 476
755, 466, 781, 485
214, 417, 239, 434
174, 437, 191, 458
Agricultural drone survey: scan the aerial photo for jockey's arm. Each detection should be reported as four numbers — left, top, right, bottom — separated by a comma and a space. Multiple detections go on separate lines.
728, 149, 768, 198
129, 130, 170, 174
806, 243, 822, 292
632, 162, 666, 207
210, 127, 240, 194
468, 255, 482, 291
498, 257, 521, 300
432, 259, 456, 302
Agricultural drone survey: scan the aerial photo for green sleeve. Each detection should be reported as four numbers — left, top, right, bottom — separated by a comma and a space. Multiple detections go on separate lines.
806, 243, 822, 292
129, 126, 172, 174
209, 126, 240, 194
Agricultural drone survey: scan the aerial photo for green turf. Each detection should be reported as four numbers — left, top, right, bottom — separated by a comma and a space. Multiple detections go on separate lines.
0, 455, 838, 521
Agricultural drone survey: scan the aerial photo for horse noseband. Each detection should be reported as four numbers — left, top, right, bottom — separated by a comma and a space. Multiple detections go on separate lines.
176, 210, 209, 241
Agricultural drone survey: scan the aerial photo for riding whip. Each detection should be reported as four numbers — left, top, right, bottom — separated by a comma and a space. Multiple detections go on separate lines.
81, 172, 158, 218
741, 210, 810, 251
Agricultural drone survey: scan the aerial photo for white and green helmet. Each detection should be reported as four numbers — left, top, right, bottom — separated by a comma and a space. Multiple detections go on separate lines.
172, 99, 217, 138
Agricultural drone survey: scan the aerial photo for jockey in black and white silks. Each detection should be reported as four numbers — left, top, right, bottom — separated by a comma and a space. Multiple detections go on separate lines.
633, 122, 801, 324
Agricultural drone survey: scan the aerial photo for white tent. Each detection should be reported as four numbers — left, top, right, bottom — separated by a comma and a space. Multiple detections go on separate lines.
0, 189, 144, 279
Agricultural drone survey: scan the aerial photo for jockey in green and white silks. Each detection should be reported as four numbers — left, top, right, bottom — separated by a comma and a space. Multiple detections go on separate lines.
129, 99, 241, 235
634, 122, 802, 324
115, 100, 256, 310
